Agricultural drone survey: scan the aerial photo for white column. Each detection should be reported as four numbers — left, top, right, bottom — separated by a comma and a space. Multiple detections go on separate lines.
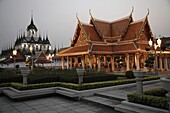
66, 56, 69, 69
135, 53, 140, 70
143, 54, 147, 71
61, 57, 64, 69
159, 55, 163, 71
74, 57, 78, 67
70, 57, 72, 69
93, 56, 97, 70
89, 56, 92, 69
126, 54, 130, 71
111, 55, 115, 72
164, 55, 168, 71
104, 55, 107, 66
81, 56, 85, 69
97, 56, 101, 72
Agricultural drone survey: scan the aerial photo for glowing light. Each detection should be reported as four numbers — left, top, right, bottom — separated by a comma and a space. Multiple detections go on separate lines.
149, 39, 152, 47
13, 50, 17, 56
157, 38, 162, 47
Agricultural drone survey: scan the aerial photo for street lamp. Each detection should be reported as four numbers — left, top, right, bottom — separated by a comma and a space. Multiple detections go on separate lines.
52, 54, 54, 68
29, 46, 33, 70
148, 37, 162, 76
12, 50, 17, 68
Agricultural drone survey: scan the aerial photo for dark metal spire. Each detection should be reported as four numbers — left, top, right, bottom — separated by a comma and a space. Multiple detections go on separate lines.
27, 10, 37, 31
31, 10, 34, 25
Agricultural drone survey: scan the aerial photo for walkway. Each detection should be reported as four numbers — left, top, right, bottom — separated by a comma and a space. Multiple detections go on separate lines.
0, 95, 120, 113
95, 81, 161, 100
0, 71, 169, 113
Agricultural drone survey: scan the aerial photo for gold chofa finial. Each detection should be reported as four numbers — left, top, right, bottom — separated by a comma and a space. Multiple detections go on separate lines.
89, 9, 92, 16
70, 38, 73, 42
131, 6, 134, 13
147, 8, 150, 16
76, 13, 78, 20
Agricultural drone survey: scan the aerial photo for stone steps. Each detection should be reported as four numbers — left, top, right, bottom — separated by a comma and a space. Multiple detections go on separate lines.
56, 89, 79, 98
83, 95, 121, 108
115, 101, 168, 113
95, 92, 126, 101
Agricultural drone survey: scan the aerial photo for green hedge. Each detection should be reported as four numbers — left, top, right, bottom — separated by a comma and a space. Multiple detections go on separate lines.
0, 75, 22, 83
125, 70, 135, 79
144, 88, 168, 97
6, 82, 80, 90
0, 76, 160, 91
128, 93, 168, 110
59, 74, 118, 84
28, 74, 60, 84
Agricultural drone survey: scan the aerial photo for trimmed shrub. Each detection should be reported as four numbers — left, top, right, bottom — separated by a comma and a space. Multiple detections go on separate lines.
0, 68, 5, 72
0, 75, 22, 83
125, 70, 135, 79
84, 74, 118, 83
9, 82, 80, 91
0, 82, 11, 87
128, 93, 168, 110
0, 76, 160, 91
27, 68, 118, 84
59, 75, 78, 83
28, 74, 60, 84
144, 88, 167, 97
15, 65, 20, 70
143, 76, 160, 81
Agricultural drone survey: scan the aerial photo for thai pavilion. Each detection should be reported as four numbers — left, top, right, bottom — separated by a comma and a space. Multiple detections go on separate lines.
57, 9, 170, 72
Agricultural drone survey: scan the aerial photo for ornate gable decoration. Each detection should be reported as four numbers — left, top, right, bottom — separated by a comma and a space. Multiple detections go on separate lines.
136, 9, 153, 42
75, 29, 88, 46
71, 14, 91, 47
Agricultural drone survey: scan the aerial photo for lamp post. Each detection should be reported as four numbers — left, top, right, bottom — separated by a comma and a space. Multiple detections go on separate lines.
52, 54, 54, 68
47, 54, 53, 68
148, 37, 162, 76
12, 50, 17, 68
29, 46, 33, 70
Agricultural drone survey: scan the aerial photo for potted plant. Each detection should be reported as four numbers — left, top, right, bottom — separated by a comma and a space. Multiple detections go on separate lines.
145, 56, 154, 74
76, 67, 85, 76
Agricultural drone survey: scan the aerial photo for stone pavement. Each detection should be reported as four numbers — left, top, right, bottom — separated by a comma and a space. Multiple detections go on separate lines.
0, 72, 169, 113
95, 80, 162, 100
83, 79, 162, 110
0, 95, 120, 113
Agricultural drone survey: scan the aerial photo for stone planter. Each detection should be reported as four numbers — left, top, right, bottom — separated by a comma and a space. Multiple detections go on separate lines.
76, 68, 85, 84
133, 70, 146, 95
76, 68, 85, 76
161, 77, 170, 112
20, 67, 29, 85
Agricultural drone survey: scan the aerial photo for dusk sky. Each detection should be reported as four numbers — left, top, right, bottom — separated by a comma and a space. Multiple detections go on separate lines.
0, 0, 170, 52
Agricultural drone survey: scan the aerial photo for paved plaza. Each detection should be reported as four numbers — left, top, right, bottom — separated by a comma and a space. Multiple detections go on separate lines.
0, 95, 120, 113
0, 80, 162, 113
0, 72, 169, 113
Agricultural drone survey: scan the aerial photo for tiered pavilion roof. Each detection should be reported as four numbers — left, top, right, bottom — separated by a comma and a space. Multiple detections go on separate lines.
58, 9, 153, 56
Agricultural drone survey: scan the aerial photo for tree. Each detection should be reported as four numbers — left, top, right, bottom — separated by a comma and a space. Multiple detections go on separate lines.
15, 64, 20, 70
145, 56, 155, 72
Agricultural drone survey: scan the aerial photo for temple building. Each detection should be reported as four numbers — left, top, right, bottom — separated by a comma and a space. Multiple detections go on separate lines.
0, 13, 53, 67
57, 9, 170, 72
14, 14, 51, 54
